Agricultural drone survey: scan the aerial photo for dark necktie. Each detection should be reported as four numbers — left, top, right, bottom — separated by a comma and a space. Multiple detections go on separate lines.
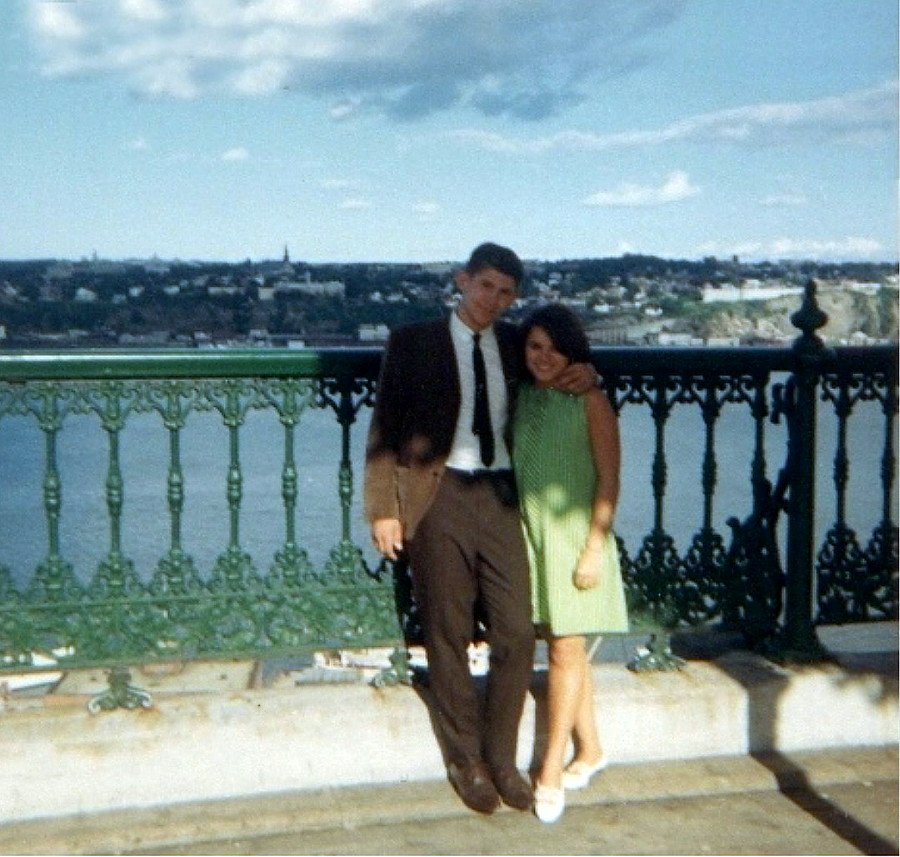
471, 332, 495, 467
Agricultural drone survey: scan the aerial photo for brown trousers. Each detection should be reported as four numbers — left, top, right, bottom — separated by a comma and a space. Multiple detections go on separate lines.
407, 469, 535, 773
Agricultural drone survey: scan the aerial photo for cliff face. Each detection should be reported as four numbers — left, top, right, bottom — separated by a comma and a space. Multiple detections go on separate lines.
701, 289, 898, 344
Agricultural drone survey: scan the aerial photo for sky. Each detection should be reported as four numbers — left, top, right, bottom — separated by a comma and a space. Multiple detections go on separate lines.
0, 0, 897, 265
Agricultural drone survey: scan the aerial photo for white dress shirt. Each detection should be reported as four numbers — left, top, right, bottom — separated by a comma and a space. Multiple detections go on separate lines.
445, 312, 512, 472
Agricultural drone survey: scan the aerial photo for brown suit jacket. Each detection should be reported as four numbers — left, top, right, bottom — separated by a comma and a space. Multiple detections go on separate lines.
364, 316, 523, 540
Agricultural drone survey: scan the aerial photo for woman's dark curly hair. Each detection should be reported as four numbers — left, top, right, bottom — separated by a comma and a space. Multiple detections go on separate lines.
520, 303, 592, 378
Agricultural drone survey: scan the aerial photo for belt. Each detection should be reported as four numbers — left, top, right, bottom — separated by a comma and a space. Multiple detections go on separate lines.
447, 467, 514, 484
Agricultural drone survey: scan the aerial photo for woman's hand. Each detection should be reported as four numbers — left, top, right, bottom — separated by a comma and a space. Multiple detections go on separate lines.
574, 546, 603, 590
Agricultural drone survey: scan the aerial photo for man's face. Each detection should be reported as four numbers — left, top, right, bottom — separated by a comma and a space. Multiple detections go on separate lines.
455, 266, 518, 332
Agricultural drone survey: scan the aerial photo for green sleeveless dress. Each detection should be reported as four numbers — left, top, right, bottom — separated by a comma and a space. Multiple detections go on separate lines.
512, 385, 629, 636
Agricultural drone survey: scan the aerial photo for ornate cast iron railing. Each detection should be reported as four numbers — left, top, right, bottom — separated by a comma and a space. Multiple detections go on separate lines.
0, 350, 394, 678
596, 283, 898, 665
0, 283, 896, 694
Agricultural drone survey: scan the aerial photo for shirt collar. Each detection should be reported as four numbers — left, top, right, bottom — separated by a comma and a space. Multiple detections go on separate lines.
451, 310, 495, 343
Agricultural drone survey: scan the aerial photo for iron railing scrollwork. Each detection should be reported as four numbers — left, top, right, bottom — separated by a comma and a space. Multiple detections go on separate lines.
816, 365, 899, 624
0, 365, 398, 676
720, 372, 785, 644
605, 366, 790, 644
0, 281, 896, 698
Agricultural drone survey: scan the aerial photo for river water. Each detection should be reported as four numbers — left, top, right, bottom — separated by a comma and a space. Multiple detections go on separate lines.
0, 390, 894, 588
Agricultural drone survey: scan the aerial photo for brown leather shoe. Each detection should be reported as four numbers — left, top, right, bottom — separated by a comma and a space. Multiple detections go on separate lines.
492, 767, 534, 811
448, 761, 501, 814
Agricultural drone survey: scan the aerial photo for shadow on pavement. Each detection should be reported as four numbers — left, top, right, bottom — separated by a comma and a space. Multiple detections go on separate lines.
710, 639, 898, 857
750, 750, 899, 856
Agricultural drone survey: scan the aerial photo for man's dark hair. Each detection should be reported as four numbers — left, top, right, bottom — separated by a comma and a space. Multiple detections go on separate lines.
520, 303, 592, 370
465, 242, 525, 286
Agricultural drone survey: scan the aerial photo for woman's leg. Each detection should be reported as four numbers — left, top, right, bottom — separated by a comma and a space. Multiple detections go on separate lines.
537, 634, 588, 789
569, 659, 604, 767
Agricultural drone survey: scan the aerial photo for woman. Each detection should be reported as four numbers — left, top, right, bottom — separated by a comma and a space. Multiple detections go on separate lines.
512, 304, 628, 824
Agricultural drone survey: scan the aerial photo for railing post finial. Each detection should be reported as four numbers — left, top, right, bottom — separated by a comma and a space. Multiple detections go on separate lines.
790, 278, 829, 358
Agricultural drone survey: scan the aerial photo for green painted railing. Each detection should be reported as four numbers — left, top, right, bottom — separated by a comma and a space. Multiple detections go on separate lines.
0, 350, 395, 678
0, 282, 896, 700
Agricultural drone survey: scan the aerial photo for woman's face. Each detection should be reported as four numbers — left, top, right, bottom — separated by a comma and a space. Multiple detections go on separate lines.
524, 325, 570, 388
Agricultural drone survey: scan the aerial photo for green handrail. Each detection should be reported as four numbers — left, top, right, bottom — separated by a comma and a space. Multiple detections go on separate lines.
0, 284, 896, 690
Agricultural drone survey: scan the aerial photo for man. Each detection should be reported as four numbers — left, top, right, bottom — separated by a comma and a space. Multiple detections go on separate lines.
364, 242, 594, 814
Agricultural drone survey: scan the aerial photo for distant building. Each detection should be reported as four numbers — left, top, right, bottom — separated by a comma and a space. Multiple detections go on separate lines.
702, 283, 803, 303
842, 280, 897, 295
656, 331, 703, 346
1, 283, 21, 302
280, 245, 295, 278
44, 262, 74, 281
118, 331, 170, 346
38, 284, 64, 302
140, 256, 171, 276
275, 274, 345, 298
358, 323, 389, 342
420, 261, 455, 275
87, 252, 126, 275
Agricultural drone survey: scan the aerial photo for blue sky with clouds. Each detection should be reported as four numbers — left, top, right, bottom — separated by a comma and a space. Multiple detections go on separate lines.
1, 0, 896, 264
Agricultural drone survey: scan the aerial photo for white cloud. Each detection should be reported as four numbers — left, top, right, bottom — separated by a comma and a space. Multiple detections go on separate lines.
232, 59, 292, 95
120, 0, 168, 23
758, 192, 808, 208
329, 99, 361, 121
413, 201, 439, 218
320, 178, 353, 190
33, 3, 86, 42
451, 81, 899, 153
24, 0, 686, 118
584, 171, 700, 208
769, 236, 884, 259
139, 61, 200, 99
221, 147, 250, 162
340, 198, 371, 210
699, 236, 885, 261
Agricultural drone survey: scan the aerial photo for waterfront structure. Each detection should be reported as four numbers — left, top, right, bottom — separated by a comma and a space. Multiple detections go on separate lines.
0, 282, 895, 708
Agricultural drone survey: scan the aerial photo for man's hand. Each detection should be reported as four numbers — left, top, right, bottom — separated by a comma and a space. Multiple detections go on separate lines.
555, 361, 599, 395
371, 517, 405, 561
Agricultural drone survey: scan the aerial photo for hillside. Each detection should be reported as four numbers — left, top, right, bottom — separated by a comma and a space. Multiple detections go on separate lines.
0, 254, 896, 347
671, 288, 897, 344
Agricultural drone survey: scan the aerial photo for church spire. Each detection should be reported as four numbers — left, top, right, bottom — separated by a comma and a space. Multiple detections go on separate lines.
280, 245, 295, 279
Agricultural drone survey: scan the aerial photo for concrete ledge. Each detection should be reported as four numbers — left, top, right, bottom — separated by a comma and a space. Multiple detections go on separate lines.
599, 651, 898, 763
0, 746, 895, 856
0, 641, 896, 828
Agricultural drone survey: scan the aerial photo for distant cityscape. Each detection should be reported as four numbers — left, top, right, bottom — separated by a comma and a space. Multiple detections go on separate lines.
0, 250, 896, 349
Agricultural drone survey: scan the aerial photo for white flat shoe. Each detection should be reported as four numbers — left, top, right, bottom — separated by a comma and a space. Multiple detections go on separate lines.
561, 756, 608, 790
533, 783, 565, 823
